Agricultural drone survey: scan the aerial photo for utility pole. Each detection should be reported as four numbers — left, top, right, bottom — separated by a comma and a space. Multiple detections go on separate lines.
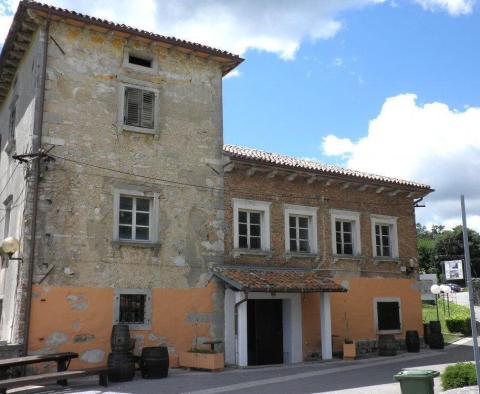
461, 195, 480, 390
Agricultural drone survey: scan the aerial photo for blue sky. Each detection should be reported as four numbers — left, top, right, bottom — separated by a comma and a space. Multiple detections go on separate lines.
224, 1, 480, 161
1, 0, 479, 229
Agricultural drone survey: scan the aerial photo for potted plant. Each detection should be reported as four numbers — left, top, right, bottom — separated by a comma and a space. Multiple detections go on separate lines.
342, 310, 356, 360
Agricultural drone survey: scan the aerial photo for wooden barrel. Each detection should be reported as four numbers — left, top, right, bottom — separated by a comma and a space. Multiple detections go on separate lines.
423, 323, 430, 346
111, 324, 131, 353
429, 320, 441, 334
140, 346, 169, 379
428, 332, 444, 349
378, 334, 397, 356
107, 352, 135, 382
405, 330, 420, 352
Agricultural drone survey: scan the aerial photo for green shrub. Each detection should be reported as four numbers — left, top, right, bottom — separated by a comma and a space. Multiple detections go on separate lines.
441, 362, 477, 390
446, 317, 471, 335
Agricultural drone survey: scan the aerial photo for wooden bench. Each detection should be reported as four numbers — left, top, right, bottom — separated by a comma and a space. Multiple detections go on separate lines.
0, 367, 108, 394
0, 352, 78, 378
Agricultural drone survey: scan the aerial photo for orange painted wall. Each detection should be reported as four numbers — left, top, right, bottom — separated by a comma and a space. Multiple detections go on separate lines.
29, 283, 217, 370
302, 278, 423, 355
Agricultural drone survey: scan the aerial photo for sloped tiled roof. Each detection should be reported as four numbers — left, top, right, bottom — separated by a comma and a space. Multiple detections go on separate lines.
0, 1, 243, 100
223, 144, 432, 191
213, 267, 346, 293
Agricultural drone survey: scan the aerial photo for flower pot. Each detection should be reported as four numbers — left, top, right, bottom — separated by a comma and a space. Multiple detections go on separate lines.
179, 351, 224, 371
343, 342, 356, 360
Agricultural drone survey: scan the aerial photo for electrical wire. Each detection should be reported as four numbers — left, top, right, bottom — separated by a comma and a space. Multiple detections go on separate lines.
50, 153, 418, 208
0, 162, 21, 200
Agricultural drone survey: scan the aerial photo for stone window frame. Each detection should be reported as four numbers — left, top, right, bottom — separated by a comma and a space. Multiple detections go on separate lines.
370, 214, 399, 259
112, 188, 160, 247
373, 297, 402, 334
122, 47, 158, 75
330, 209, 361, 257
283, 204, 318, 255
116, 76, 161, 135
232, 198, 271, 255
113, 288, 152, 330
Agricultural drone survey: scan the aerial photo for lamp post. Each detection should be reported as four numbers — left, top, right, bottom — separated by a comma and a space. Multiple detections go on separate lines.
442, 284, 452, 317
1, 237, 22, 261
430, 284, 441, 321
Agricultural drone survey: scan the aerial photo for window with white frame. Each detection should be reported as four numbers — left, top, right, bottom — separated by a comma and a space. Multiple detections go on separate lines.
330, 210, 361, 256
284, 204, 318, 254
114, 288, 152, 329
113, 190, 159, 244
371, 215, 399, 258
374, 297, 401, 333
233, 199, 271, 252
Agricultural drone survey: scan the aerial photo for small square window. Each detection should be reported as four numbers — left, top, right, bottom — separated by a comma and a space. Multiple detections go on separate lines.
376, 300, 401, 332
114, 289, 152, 329
119, 294, 146, 324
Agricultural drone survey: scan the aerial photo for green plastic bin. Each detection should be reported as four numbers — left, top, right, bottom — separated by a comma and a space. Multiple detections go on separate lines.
394, 369, 440, 394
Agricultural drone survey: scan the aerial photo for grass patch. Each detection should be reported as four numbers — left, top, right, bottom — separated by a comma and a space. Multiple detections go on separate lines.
422, 299, 471, 344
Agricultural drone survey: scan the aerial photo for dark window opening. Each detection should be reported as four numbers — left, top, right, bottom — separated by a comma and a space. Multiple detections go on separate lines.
377, 301, 400, 331
119, 294, 146, 324
128, 55, 152, 68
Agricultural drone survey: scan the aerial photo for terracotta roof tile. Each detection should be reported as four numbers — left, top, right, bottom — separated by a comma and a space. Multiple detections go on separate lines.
223, 144, 432, 191
213, 267, 346, 293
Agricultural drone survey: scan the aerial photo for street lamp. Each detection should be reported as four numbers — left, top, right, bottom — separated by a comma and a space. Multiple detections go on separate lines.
1, 237, 22, 261
442, 284, 452, 317
430, 284, 441, 321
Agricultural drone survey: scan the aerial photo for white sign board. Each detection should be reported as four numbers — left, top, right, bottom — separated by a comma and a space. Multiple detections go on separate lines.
444, 260, 464, 280
419, 273, 437, 301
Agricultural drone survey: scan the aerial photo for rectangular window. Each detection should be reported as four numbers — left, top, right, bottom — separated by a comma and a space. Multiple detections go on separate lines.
8, 107, 16, 141
118, 195, 151, 241
376, 301, 401, 331
238, 210, 262, 249
336, 220, 353, 255
128, 54, 152, 68
119, 294, 146, 324
289, 215, 310, 253
375, 224, 391, 257
124, 87, 155, 129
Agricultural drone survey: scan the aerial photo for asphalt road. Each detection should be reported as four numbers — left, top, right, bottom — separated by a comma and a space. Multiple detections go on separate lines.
24, 338, 475, 394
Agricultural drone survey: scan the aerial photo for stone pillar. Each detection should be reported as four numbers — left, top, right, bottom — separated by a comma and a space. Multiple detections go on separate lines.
320, 292, 332, 360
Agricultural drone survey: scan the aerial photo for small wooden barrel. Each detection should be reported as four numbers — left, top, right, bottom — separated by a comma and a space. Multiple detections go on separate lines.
423, 323, 430, 346
140, 346, 169, 379
428, 332, 444, 349
405, 330, 420, 352
111, 324, 131, 353
107, 352, 135, 382
429, 320, 441, 334
378, 334, 397, 356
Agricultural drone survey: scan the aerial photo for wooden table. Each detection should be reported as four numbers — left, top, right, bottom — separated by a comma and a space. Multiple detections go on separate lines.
0, 352, 78, 385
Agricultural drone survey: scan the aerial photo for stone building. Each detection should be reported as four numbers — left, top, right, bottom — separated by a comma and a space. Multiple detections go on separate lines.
0, 1, 432, 369
0, 1, 241, 366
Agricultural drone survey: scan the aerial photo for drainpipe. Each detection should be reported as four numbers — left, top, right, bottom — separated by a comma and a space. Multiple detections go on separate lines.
22, 11, 51, 356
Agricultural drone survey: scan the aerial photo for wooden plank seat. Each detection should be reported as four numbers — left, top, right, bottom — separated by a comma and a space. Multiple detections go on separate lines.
0, 367, 108, 394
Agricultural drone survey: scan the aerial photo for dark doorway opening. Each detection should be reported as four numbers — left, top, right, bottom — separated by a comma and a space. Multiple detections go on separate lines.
247, 299, 283, 365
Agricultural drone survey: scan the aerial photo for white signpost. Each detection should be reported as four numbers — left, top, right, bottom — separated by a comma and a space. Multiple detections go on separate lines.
444, 260, 464, 280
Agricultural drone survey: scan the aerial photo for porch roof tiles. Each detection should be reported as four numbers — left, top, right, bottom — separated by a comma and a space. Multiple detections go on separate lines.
213, 267, 346, 293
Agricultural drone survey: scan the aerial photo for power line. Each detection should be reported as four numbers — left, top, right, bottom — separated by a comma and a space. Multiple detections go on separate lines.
0, 162, 21, 200
50, 153, 416, 208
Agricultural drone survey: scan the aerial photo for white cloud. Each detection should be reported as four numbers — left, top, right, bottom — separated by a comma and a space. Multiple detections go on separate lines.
1, 0, 474, 58
322, 93, 480, 231
413, 0, 475, 15
224, 69, 241, 79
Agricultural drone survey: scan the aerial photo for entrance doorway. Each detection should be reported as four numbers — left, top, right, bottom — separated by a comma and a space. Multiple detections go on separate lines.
247, 299, 283, 365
